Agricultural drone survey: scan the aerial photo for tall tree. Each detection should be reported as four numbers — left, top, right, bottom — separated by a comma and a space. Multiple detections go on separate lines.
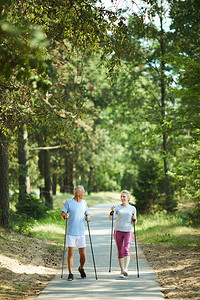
158, 1, 174, 210
168, 0, 200, 211
18, 124, 30, 203
0, 6, 52, 225
0, 0, 134, 225
0, 129, 9, 226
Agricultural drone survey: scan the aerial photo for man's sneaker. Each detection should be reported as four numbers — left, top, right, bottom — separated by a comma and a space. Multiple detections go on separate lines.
78, 267, 86, 278
68, 273, 74, 281
120, 272, 125, 278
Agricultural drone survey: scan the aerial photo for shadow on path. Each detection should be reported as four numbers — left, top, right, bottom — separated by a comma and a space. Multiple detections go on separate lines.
37, 203, 163, 299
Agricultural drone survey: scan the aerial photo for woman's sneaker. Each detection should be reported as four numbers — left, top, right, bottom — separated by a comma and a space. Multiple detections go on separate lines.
78, 267, 86, 278
68, 273, 74, 281
122, 270, 128, 276
120, 272, 125, 278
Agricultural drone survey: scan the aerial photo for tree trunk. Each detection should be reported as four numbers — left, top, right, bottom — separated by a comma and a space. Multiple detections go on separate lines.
38, 150, 44, 177
66, 156, 74, 193
87, 166, 93, 195
160, 11, 174, 211
52, 173, 57, 195
60, 151, 74, 194
0, 129, 9, 226
72, 161, 76, 190
18, 125, 30, 202
62, 155, 74, 193
43, 149, 53, 208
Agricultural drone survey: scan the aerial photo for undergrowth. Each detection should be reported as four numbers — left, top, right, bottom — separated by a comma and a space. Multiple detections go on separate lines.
8, 192, 200, 249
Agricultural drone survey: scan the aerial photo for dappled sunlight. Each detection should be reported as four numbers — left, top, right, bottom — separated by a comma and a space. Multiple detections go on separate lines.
53, 192, 121, 211
137, 215, 179, 231
138, 224, 200, 247
0, 228, 62, 299
38, 202, 163, 299
141, 243, 200, 299
85, 228, 111, 235
173, 226, 199, 235
0, 254, 56, 275
32, 224, 64, 235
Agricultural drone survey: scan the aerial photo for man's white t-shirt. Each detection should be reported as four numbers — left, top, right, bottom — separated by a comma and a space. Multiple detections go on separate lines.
114, 204, 137, 232
62, 198, 89, 236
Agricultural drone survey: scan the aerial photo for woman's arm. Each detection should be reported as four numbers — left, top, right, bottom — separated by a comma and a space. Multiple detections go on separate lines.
109, 206, 115, 220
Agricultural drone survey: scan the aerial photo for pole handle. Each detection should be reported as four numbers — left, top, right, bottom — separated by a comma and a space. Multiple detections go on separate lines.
132, 213, 136, 222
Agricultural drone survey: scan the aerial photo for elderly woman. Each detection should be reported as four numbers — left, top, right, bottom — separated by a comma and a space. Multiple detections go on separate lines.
109, 190, 137, 278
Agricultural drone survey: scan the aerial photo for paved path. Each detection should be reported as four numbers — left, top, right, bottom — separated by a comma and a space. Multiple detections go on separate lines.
37, 203, 163, 299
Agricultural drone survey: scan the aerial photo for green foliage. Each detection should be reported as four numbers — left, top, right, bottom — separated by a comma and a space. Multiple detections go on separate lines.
29, 193, 200, 249
30, 191, 120, 243
121, 172, 135, 192
0, 20, 51, 90
181, 203, 200, 227
133, 158, 165, 213
9, 210, 35, 234
16, 194, 47, 220
137, 211, 200, 247
9, 192, 19, 205
1, 0, 200, 229
53, 191, 120, 211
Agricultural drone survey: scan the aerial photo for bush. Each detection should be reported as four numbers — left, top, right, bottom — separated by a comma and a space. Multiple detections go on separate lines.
181, 204, 200, 227
9, 192, 19, 204
16, 194, 47, 220
9, 210, 35, 234
133, 158, 165, 213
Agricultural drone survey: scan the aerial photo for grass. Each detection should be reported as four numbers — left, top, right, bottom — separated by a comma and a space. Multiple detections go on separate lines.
13, 283, 28, 293
31, 191, 120, 244
137, 212, 200, 248
30, 192, 200, 249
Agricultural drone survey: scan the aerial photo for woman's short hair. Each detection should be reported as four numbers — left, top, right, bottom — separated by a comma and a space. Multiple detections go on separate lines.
121, 190, 131, 202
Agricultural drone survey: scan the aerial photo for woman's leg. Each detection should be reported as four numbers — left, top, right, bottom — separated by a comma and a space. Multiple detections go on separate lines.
118, 258, 124, 272
114, 230, 125, 272
123, 232, 133, 275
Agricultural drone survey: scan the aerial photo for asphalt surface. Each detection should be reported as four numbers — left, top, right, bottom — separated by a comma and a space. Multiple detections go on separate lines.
37, 203, 163, 299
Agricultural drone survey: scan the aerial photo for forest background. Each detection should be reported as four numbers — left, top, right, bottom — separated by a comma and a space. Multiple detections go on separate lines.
0, 1, 200, 299
0, 0, 199, 228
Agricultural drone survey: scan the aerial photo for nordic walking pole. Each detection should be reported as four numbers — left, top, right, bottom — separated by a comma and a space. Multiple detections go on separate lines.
109, 210, 114, 272
61, 217, 68, 279
87, 220, 98, 280
133, 215, 139, 278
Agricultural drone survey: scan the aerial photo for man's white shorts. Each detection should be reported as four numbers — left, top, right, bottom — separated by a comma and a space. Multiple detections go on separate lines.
66, 235, 86, 248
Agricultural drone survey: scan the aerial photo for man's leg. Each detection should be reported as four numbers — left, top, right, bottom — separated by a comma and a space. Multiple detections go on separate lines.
78, 247, 86, 278
78, 247, 86, 269
67, 247, 74, 274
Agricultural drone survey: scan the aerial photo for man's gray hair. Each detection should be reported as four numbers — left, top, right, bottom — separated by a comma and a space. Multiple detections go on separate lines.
74, 185, 84, 194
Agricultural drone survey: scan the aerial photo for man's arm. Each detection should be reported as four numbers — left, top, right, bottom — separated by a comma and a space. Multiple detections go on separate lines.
85, 214, 90, 222
61, 211, 69, 219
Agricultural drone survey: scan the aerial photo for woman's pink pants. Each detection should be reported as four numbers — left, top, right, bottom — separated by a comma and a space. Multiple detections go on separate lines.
114, 230, 133, 258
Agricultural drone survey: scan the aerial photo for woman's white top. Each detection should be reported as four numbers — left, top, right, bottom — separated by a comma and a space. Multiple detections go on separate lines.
114, 204, 137, 232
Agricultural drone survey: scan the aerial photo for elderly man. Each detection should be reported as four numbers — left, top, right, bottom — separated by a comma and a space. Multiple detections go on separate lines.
61, 185, 90, 281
